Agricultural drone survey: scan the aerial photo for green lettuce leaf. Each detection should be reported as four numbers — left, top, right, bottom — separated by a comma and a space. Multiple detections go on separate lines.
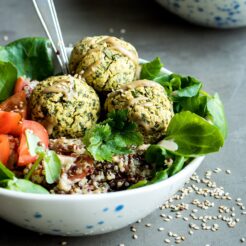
0, 61, 17, 101
0, 37, 54, 80
165, 111, 224, 156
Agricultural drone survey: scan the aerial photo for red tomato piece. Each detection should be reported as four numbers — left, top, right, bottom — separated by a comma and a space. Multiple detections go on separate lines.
0, 134, 10, 165
0, 91, 27, 119
18, 120, 49, 166
0, 111, 22, 135
14, 77, 28, 94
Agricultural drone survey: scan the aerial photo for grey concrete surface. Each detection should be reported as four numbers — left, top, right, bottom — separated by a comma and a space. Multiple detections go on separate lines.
0, 0, 246, 245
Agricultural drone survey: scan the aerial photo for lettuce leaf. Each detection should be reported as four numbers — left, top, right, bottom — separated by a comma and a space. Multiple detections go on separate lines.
0, 37, 54, 80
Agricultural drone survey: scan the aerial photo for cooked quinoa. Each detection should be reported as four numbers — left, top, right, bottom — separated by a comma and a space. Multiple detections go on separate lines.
20, 138, 152, 194
104, 80, 174, 143
69, 36, 139, 92
29, 75, 100, 138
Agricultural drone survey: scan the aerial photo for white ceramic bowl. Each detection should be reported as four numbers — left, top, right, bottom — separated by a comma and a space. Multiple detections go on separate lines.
156, 0, 246, 28
0, 157, 204, 236
0, 52, 205, 235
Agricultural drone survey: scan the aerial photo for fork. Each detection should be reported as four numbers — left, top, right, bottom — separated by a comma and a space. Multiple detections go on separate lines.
32, 0, 69, 74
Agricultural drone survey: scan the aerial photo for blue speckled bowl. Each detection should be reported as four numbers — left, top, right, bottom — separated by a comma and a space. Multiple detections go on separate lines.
156, 0, 246, 28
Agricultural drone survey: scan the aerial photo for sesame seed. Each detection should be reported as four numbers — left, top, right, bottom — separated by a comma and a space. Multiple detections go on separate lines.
158, 227, 165, 231
168, 232, 173, 236
241, 238, 245, 243
61, 242, 67, 246
109, 28, 114, 33
236, 198, 242, 202
3, 35, 8, 41
132, 234, 138, 239
189, 230, 193, 235
136, 219, 141, 223
164, 239, 171, 243
131, 227, 136, 232
120, 28, 126, 34
225, 170, 231, 174
145, 223, 152, 227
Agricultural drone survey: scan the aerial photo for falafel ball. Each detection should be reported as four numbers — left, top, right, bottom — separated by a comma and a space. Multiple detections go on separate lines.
104, 80, 174, 143
30, 75, 100, 138
69, 36, 139, 93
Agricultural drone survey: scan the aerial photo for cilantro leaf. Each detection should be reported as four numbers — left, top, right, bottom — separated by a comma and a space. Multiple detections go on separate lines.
83, 124, 113, 161
83, 110, 144, 161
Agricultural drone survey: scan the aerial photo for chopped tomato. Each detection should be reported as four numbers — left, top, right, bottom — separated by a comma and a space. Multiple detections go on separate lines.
0, 91, 27, 119
14, 77, 28, 93
18, 120, 49, 166
68, 156, 94, 180
0, 134, 10, 165
0, 111, 22, 135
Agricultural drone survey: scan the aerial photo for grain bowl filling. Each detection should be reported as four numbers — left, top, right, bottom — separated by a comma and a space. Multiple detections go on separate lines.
0, 36, 227, 195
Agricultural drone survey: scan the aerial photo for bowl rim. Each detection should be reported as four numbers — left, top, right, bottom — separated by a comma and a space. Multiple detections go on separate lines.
0, 52, 205, 200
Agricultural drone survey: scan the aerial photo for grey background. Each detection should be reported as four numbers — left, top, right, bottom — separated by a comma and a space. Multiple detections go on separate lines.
0, 0, 246, 245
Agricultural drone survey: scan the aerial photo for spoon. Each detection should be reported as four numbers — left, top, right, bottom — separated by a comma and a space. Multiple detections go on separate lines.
32, 0, 69, 74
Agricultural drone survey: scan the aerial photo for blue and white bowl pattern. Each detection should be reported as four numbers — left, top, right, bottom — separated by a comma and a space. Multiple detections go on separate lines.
156, 0, 246, 28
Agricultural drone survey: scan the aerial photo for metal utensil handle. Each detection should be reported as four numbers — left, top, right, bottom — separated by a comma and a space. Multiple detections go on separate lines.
32, 0, 69, 74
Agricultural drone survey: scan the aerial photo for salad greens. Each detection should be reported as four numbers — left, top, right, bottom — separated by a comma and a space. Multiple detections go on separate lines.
165, 111, 224, 156
0, 61, 17, 101
0, 42, 227, 194
141, 57, 227, 141
0, 37, 54, 81
25, 130, 61, 184
83, 110, 143, 162
0, 162, 49, 194
129, 145, 187, 189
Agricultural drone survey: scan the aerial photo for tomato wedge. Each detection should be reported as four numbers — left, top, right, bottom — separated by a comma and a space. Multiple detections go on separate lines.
18, 120, 49, 166
0, 111, 22, 135
0, 91, 27, 119
14, 77, 28, 94
0, 134, 10, 165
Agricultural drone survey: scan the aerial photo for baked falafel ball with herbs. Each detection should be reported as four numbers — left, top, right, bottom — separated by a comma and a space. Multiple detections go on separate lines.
69, 36, 139, 92
104, 80, 174, 143
30, 75, 100, 138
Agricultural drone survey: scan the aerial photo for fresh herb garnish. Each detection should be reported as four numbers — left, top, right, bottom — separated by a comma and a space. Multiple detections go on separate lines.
0, 37, 54, 80
25, 130, 61, 184
0, 161, 49, 194
83, 109, 143, 161
0, 61, 17, 101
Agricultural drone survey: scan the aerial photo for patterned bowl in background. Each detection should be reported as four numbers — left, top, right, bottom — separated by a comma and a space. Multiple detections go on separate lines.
156, 0, 246, 28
